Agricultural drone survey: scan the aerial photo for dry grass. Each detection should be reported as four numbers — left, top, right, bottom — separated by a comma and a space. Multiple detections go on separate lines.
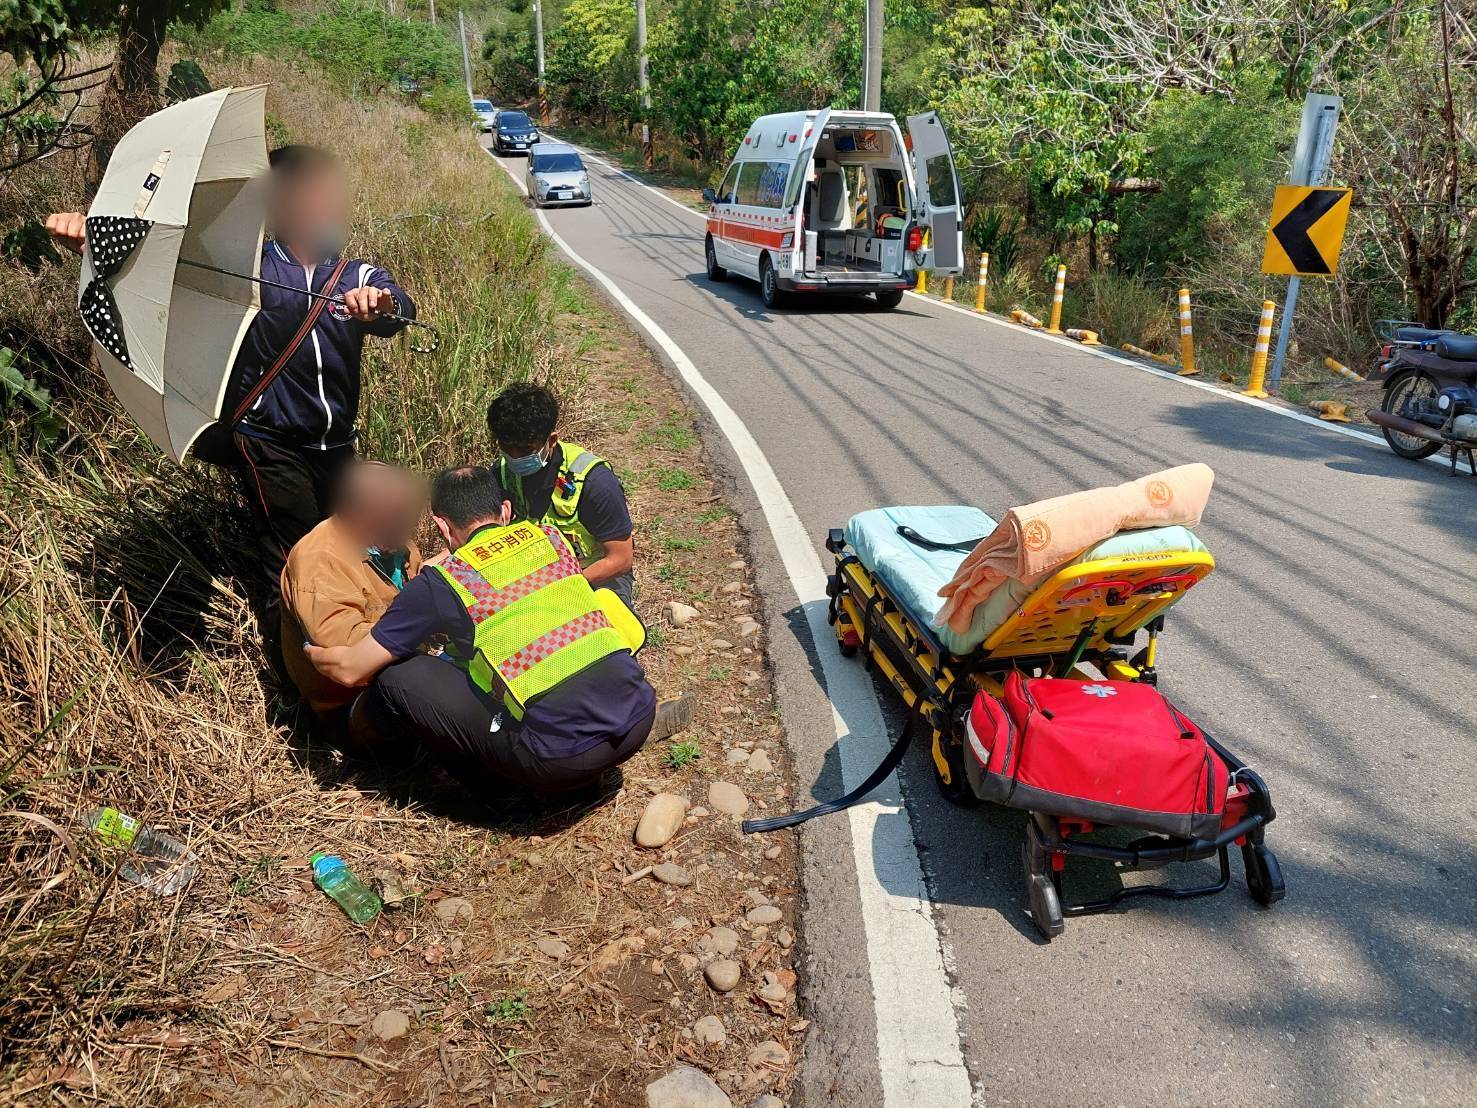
0, 46, 800, 1106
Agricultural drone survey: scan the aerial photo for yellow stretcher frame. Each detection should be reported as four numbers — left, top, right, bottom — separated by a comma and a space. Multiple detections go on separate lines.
828, 544, 1215, 792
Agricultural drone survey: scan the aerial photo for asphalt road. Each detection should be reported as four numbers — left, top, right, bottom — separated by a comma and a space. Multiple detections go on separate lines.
490, 142, 1477, 1105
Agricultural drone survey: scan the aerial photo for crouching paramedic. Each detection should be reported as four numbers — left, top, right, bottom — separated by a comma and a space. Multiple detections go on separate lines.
487, 383, 635, 607
305, 466, 684, 793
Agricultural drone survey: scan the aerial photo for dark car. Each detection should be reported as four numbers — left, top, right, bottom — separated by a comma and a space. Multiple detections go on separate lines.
493, 110, 540, 155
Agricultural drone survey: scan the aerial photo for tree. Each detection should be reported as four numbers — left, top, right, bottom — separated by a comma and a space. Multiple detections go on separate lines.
546, 0, 636, 124
0, 0, 112, 177
1333, 1, 1477, 327
87, 1, 228, 190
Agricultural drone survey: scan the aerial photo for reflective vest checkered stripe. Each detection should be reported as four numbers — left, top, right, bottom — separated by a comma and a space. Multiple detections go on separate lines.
501, 608, 613, 679
441, 525, 581, 622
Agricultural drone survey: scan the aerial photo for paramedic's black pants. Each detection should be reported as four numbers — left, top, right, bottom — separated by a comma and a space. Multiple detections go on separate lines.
349, 654, 654, 794
228, 432, 355, 596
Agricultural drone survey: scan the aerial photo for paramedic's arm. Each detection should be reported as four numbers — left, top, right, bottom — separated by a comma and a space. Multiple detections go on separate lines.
304, 635, 393, 688
583, 534, 633, 590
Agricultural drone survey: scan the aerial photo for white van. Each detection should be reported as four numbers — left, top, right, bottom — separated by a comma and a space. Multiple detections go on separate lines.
701, 108, 963, 309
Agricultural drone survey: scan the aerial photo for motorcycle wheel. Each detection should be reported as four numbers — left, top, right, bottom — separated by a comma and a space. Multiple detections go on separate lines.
1381, 371, 1444, 459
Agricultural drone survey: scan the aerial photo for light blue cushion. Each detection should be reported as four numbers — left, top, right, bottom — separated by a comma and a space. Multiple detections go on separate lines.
844, 505, 1207, 655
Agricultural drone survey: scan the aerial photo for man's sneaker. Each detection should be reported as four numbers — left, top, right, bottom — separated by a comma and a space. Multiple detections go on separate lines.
651, 691, 695, 741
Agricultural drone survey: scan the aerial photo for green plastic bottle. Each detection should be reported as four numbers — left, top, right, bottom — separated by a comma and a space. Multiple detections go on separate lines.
310, 852, 382, 924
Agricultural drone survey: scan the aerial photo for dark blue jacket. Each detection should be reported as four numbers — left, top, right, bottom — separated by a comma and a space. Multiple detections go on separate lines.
235, 240, 414, 450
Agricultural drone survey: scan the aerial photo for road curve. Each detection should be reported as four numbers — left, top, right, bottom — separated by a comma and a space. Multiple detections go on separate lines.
490, 140, 1477, 1106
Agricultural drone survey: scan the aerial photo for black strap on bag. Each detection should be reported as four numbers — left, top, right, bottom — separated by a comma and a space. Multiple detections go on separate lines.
896, 524, 984, 553
741, 712, 919, 833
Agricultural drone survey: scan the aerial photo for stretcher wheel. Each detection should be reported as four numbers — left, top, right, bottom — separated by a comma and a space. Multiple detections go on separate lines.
1023, 843, 1065, 939
838, 640, 858, 658
933, 732, 980, 808
1243, 843, 1286, 907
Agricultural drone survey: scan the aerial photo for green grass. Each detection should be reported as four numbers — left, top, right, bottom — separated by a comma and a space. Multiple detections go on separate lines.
639, 413, 697, 452
485, 990, 532, 1024
657, 467, 697, 491
656, 560, 692, 591
229, 856, 278, 898
661, 739, 702, 769
661, 535, 704, 552
696, 506, 732, 525
707, 665, 731, 682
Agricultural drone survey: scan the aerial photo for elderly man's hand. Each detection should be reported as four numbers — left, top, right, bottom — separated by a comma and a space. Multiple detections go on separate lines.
342, 286, 394, 322
44, 212, 86, 255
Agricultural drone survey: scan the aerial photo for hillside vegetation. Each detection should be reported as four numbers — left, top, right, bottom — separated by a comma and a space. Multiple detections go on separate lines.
478, 0, 1475, 379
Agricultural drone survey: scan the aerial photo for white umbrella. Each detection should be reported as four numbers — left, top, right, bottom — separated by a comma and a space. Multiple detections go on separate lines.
80, 85, 270, 462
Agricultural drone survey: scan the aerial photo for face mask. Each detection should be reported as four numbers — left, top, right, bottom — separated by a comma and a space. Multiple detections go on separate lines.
505, 447, 547, 477
308, 221, 349, 260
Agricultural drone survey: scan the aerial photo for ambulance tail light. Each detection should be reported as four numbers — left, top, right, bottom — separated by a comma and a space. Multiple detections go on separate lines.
906, 226, 924, 253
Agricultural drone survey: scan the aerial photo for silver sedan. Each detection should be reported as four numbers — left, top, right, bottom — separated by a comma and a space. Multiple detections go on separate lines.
526, 142, 593, 207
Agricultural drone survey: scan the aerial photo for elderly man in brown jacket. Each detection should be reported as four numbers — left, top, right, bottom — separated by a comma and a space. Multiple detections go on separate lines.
280, 461, 426, 718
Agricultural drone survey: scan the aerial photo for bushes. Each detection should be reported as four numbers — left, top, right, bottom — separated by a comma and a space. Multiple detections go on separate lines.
1077, 271, 1174, 350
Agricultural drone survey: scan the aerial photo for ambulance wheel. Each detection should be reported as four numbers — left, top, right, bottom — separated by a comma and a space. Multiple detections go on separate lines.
874, 289, 904, 310
1023, 844, 1065, 939
934, 733, 980, 808
1243, 843, 1286, 907
759, 255, 785, 308
705, 236, 727, 281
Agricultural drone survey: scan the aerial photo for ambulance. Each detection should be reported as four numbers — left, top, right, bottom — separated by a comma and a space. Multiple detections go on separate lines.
701, 108, 964, 310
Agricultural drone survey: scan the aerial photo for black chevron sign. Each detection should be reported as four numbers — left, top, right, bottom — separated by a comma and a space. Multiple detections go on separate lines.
1262, 186, 1353, 277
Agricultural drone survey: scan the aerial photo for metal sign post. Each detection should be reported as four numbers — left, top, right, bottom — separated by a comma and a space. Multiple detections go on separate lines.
1269, 93, 1341, 392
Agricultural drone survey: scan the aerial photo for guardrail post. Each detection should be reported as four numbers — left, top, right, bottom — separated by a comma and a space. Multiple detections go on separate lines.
1243, 300, 1276, 398
1177, 288, 1198, 376
974, 252, 989, 312
1046, 264, 1066, 332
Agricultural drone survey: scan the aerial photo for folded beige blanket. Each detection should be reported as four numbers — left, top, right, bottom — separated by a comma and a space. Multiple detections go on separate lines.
934, 463, 1215, 634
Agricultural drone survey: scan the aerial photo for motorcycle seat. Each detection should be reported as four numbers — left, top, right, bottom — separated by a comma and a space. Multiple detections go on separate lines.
1397, 326, 1452, 343
1435, 334, 1477, 362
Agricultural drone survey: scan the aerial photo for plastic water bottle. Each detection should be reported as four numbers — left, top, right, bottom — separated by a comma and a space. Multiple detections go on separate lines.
310, 853, 382, 924
84, 807, 197, 895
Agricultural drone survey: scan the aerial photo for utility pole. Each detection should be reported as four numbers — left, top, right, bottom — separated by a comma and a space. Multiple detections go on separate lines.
429, 0, 437, 25
637, 0, 652, 167
862, 0, 882, 111
533, 0, 547, 127
458, 9, 473, 99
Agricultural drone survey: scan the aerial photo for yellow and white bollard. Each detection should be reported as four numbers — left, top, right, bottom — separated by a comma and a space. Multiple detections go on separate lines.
1121, 342, 1176, 365
1065, 328, 1101, 345
1325, 356, 1366, 382
1012, 308, 1045, 329
1177, 288, 1198, 377
1243, 300, 1276, 398
1310, 399, 1352, 423
943, 274, 955, 302
1046, 264, 1066, 332
974, 252, 989, 313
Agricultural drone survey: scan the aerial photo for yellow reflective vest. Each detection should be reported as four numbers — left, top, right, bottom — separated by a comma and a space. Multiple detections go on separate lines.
496, 441, 609, 568
432, 520, 644, 717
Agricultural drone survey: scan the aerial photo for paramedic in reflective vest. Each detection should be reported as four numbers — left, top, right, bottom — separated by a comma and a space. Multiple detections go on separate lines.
486, 383, 635, 608
304, 465, 668, 794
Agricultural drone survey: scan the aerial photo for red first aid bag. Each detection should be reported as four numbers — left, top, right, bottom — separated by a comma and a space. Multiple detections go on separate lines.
965, 673, 1229, 840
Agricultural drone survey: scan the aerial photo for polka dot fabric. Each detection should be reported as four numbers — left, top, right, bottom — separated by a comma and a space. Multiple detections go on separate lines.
80, 215, 152, 369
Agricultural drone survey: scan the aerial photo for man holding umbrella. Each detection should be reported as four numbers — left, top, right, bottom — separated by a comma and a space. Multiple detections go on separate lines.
47, 142, 416, 603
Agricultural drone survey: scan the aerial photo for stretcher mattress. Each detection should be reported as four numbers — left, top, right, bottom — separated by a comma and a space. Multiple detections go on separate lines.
845, 505, 1208, 655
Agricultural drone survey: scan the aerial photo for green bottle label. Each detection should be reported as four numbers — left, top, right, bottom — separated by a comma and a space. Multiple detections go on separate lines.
94, 807, 140, 847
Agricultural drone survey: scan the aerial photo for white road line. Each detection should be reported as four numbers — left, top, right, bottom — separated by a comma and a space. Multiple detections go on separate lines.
486, 146, 974, 1105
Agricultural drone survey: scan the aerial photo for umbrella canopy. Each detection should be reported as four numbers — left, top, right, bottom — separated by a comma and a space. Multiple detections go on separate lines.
80, 86, 268, 461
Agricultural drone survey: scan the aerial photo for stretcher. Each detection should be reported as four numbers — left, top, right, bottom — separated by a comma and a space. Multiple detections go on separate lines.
816, 504, 1284, 939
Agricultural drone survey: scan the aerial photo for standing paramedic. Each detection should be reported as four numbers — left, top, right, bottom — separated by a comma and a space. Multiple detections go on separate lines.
486, 383, 635, 607
45, 144, 415, 600
304, 466, 691, 795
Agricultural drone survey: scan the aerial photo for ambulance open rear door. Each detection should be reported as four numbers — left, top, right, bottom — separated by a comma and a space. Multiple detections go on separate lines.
906, 111, 964, 276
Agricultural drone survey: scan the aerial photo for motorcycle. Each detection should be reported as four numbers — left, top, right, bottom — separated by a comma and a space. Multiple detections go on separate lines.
1365, 320, 1477, 474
